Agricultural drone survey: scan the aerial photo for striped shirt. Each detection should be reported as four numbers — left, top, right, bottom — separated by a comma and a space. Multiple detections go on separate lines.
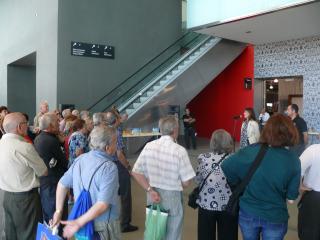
132, 135, 195, 191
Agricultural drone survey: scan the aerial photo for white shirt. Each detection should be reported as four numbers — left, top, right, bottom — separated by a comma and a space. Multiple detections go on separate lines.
132, 135, 195, 191
0, 133, 47, 192
259, 112, 270, 125
300, 144, 320, 191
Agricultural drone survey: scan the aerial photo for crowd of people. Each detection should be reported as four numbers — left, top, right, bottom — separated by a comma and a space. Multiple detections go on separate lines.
0, 101, 318, 240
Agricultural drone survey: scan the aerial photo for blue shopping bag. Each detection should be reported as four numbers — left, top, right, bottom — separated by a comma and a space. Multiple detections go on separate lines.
36, 223, 62, 240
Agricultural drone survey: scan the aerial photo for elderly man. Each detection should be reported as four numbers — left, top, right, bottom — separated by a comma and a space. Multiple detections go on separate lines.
0, 112, 48, 240
33, 100, 49, 130
105, 111, 138, 232
34, 113, 68, 225
132, 115, 195, 240
51, 126, 120, 239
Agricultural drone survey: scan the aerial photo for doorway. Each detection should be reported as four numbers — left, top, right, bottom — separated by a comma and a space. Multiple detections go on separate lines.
254, 76, 303, 117
7, 52, 37, 119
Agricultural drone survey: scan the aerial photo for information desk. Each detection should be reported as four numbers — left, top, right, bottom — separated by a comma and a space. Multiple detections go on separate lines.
123, 132, 161, 138
123, 132, 161, 154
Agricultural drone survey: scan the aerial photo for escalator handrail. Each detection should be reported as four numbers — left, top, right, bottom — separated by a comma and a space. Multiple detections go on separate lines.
87, 31, 195, 111
117, 35, 215, 113
101, 34, 207, 112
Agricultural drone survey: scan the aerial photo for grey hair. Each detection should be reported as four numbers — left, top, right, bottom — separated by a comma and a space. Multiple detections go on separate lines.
62, 109, 71, 118
80, 110, 90, 120
104, 111, 117, 127
210, 129, 233, 154
92, 112, 104, 126
89, 126, 116, 151
39, 113, 56, 131
72, 109, 80, 117
159, 115, 178, 136
39, 100, 48, 107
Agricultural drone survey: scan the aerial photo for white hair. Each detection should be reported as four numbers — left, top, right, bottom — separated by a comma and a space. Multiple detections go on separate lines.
62, 109, 71, 118
80, 110, 90, 120
92, 112, 104, 126
159, 115, 178, 136
72, 109, 80, 117
39, 113, 56, 131
89, 126, 116, 151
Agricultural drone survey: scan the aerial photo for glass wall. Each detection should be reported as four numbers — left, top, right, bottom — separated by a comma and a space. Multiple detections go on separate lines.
187, 0, 314, 29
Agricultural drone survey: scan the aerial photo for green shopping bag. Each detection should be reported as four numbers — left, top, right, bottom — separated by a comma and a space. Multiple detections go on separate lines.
144, 204, 168, 240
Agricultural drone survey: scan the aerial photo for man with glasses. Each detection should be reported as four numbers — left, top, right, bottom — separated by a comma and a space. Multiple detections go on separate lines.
0, 112, 48, 240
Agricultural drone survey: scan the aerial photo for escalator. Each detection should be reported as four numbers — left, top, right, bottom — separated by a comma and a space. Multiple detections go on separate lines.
88, 31, 246, 129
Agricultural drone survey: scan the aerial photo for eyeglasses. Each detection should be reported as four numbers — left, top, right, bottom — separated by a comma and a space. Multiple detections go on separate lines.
19, 121, 29, 126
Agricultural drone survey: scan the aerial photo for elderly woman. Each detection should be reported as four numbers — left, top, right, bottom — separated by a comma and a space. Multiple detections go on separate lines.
196, 129, 238, 240
240, 107, 260, 148
68, 119, 90, 166
0, 106, 9, 139
222, 114, 301, 240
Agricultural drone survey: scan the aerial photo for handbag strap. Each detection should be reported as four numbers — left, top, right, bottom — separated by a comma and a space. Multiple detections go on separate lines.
233, 144, 268, 195
199, 153, 228, 192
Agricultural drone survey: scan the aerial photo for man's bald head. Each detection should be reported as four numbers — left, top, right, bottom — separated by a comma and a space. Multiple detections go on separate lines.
3, 112, 27, 135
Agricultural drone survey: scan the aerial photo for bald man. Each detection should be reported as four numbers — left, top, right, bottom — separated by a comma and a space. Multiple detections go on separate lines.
0, 112, 48, 240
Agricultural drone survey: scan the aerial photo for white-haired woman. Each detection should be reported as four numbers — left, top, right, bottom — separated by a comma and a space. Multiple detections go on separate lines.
196, 129, 238, 240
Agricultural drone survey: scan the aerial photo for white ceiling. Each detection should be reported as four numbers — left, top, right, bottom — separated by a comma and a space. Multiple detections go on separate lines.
197, 1, 320, 44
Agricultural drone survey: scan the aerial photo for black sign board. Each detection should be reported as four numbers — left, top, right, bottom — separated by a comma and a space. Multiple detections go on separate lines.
71, 41, 115, 59
244, 77, 252, 89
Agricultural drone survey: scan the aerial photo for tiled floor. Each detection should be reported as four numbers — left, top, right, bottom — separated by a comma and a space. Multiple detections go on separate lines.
123, 138, 300, 240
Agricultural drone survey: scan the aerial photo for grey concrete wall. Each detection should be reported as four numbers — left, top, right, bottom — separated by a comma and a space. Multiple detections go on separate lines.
7, 66, 36, 119
0, 0, 58, 113
57, 0, 182, 110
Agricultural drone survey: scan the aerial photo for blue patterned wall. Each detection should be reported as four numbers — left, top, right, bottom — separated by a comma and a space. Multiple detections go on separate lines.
255, 35, 320, 131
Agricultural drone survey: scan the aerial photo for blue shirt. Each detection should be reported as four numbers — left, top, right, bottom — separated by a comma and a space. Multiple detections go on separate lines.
60, 150, 119, 222
68, 132, 90, 165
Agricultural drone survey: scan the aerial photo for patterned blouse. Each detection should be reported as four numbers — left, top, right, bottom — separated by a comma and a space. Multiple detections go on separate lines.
240, 120, 249, 148
68, 131, 90, 166
195, 152, 232, 211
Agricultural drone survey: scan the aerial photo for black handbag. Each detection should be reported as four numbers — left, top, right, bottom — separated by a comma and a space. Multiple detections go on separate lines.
188, 154, 227, 209
225, 144, 268, 216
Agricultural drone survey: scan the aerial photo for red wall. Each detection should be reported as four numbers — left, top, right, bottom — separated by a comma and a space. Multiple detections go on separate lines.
188, 46, 254, 141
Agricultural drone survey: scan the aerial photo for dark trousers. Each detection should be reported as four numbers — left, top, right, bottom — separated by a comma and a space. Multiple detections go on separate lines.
184, 127, 197, 149
40, 184, 68, 235
290, 144, 305, 158
298, 191, 320, 240
117, 164, 132, 228
3, 189, 42, 240
198, 207, 238, 240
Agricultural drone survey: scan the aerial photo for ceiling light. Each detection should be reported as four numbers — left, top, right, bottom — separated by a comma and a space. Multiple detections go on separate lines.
269, 85, 274, 89
274, 79, 279, 83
